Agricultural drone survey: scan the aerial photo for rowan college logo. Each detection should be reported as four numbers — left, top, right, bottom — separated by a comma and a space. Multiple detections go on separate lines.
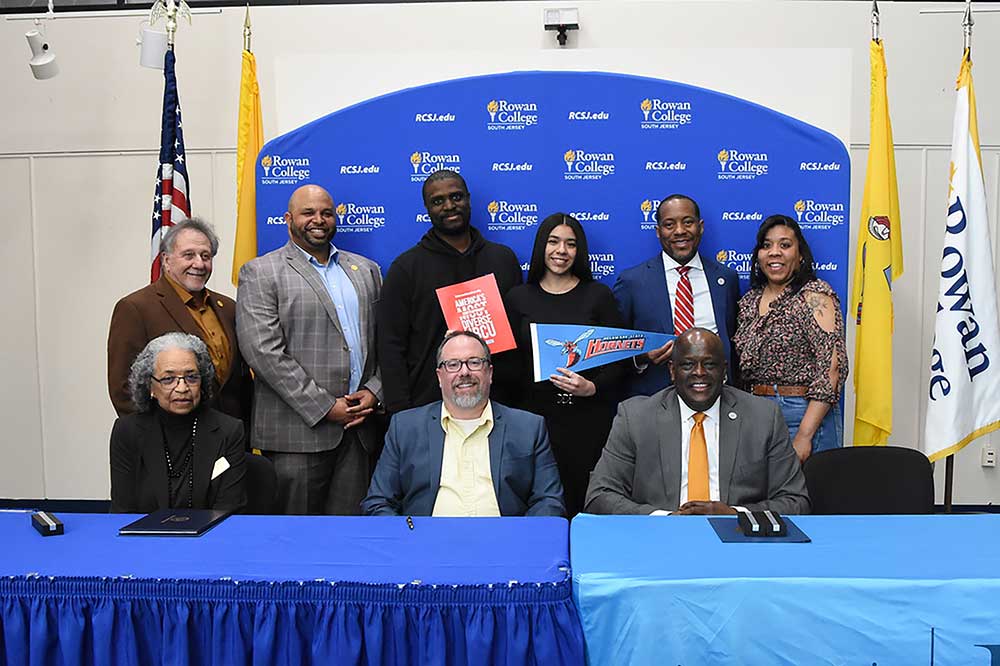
794, 197, 846, 228
716, 249, 752, 279
485, 199, 539, 231
259, 154, 311, 184
641, 199, 654, 222
717, 149, 729, 171
640, 98, 692, 129
334, 200, 387, 232
410, 152, 422, 174
486, 98, 538, 130
639, 198, 661, 230
564, 150, 576, 172
794, 199, 807, 221
562, 148, 616, 181
641, 99, 653, 121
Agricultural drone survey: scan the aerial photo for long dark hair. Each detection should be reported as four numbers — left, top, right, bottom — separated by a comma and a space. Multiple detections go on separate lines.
526, 213, 593, 285
749, 214, 816, 293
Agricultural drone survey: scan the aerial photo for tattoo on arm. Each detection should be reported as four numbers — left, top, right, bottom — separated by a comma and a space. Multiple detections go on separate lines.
805, 291, 837, 333
805, 293, 828, 317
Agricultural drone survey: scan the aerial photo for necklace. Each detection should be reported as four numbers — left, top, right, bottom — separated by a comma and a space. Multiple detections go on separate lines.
162, 417, 197, 508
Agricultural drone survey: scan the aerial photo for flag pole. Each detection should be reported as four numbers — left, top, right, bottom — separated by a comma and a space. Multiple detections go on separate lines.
963, 0, 973, 53
166, 0, 176, 48
943, 0, 972, 514
871, 0, 880, 42
149, 0, 191, 50
244, 4, 252, 52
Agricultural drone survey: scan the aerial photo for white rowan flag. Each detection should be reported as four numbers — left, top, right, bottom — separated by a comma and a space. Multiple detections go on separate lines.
924, 49, 1000, 461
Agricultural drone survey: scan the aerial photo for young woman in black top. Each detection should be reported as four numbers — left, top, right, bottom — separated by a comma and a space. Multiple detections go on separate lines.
505, 213, 624, 516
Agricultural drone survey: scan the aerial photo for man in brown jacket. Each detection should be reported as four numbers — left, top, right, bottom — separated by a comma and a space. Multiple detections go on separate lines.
107, 218, 251, 423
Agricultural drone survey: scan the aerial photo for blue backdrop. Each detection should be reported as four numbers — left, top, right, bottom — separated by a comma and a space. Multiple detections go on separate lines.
256, 71, 849, 297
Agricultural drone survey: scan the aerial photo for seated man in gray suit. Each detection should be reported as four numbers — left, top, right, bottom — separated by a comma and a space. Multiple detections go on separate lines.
363, 331, 565, 517
585, 328, 809, 515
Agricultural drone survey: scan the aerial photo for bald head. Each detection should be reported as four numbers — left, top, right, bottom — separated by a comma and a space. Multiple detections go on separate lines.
670, 328, 726, 411
285, 184, 336, 257
287, 184, 332, 213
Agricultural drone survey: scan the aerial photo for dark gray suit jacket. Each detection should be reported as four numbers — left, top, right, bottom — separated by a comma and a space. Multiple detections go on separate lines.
236, 242, 382, 454
362, 401, 565, 517
585, 386, 810, 514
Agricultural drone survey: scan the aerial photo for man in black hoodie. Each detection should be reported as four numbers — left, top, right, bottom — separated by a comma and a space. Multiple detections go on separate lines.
377, 170, 523, 414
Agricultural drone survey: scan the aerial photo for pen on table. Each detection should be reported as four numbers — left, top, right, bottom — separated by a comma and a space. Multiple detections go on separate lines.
406, 516, 414, 530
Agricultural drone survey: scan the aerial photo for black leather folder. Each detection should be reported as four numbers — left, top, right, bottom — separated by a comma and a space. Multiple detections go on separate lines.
118, 508, 231, 537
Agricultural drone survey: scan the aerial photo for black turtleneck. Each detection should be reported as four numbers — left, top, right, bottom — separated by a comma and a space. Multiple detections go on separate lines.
155, 403, 200, 508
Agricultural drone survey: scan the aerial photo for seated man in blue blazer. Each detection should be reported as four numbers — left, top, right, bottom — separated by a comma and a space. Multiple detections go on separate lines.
362, 331, 565, 517
613, 194, 741, 397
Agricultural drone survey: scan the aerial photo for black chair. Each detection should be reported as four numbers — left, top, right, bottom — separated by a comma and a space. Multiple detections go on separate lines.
802, 446, 934, 514
243, 453, 278, 514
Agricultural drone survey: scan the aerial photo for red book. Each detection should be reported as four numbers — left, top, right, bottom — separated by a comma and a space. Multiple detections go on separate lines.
435, 274, 516, 353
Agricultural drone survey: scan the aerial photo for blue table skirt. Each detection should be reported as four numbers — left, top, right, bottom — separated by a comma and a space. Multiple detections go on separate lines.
0, 514, 584, 666
1, 577, 581, 666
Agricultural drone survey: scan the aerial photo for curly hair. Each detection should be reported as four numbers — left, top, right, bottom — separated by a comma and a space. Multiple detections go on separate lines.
128, 332, 215, 412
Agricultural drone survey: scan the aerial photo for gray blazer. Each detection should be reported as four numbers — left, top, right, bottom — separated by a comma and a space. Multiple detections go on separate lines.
236, 242, 382, 454
585, 386, 810, 514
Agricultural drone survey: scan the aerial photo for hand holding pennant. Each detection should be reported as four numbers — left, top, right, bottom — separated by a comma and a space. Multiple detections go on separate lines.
530, 323, 674, 382
435, 274, 516, 353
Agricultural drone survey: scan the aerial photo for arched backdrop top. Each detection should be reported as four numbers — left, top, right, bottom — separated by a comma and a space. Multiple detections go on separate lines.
255, 70, 849, 299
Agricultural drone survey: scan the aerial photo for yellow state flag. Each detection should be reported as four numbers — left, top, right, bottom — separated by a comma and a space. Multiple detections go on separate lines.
232, 49, 264, 286
851, 39, 903, 446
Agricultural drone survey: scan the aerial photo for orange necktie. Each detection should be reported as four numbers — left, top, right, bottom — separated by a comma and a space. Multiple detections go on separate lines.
688, 412, 709, 501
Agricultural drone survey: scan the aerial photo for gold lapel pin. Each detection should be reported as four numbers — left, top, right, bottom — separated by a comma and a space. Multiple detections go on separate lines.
351, 265, 359, 271
217, 299, 224, 307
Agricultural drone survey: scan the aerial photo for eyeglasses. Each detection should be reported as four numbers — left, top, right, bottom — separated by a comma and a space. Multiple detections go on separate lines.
437, 357, 490, 373
151, 373, 202, 389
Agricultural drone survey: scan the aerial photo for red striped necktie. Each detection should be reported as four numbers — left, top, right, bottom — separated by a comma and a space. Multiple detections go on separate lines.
673, 265, 694, 334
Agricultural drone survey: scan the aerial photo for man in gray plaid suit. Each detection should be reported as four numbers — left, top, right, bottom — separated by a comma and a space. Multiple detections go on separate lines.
237, 184, 383, 514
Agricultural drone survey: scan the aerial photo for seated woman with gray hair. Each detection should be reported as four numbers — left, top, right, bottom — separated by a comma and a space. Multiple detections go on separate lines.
110, 332, 247, 513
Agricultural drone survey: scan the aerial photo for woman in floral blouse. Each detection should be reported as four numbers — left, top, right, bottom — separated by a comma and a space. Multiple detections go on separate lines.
734, 215, 848, 462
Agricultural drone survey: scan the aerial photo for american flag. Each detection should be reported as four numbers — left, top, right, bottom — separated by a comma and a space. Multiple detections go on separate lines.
150, 48, 191, 282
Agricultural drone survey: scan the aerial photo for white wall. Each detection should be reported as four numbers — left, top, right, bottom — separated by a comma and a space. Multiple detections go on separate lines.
1, 0, 998, 504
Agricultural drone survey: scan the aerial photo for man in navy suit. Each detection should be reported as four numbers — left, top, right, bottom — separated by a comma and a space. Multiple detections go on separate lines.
362, 331, 565, 517
613, 194, 741, 397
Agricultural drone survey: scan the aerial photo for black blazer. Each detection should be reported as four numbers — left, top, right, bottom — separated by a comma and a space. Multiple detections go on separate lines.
110, 407, 247, 513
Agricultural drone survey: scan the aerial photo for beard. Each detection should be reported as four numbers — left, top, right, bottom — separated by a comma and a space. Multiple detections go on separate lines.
451, 389, 486, 410
448, 375, 487, 410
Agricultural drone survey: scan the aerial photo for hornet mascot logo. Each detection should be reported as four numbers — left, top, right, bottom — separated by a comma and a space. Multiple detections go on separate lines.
544, 328, 594, 368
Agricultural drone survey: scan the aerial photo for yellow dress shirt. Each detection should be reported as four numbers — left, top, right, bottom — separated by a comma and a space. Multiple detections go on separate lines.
165, 274, 233, 385
432, 401, 501, 517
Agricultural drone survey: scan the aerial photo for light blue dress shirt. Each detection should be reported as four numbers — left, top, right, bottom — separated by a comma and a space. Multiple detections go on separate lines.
294, 243, 364, 393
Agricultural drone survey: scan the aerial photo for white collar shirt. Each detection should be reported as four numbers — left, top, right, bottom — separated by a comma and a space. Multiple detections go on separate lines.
661, 251, 718, 333
677, 395, 722, 505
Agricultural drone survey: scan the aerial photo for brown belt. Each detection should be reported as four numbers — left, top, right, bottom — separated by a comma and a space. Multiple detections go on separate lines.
751, 384, 808, 397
